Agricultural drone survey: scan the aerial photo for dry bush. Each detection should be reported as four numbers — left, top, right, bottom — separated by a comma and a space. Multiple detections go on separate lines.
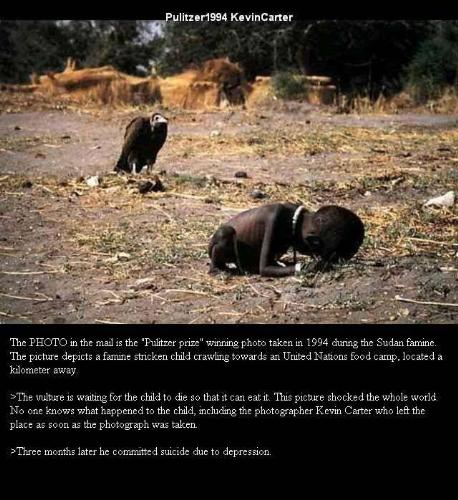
39, 66, 119, 92
0, 83, 40, 93
160, 76, 222, 110
25, 64, 161, 106
196, 58, 243, 86
385, 91, 415, 112
245, 76, 276, 108
305, 85, 336, 106
159, 59, 246, 109
183, 81, 221, 109
335, 85, 458, 115
336, 93, 394, 114
1, 57, 275, 110
433, 87, 458, 113
389, 86, 458, 114
159, 70, 198, 108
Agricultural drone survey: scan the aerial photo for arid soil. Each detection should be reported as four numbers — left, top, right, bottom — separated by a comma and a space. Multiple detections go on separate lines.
0, 96, 457, 324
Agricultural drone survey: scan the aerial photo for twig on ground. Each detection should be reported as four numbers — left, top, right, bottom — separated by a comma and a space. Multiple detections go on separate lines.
0, 291, 52, 302
245, 282, 270, 298
0, 270, 60, 275
394, 295, 458, 308
407, 237, 458, 247
147, 204, 175, 222
94, 319, 128, 324
164, 288, 214, 297
0, 310, 30, 320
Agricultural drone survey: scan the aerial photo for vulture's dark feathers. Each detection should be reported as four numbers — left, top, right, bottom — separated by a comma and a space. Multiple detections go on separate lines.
114, 112, 168, 174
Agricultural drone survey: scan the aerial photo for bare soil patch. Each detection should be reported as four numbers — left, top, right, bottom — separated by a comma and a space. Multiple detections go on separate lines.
1, 97, 456, 323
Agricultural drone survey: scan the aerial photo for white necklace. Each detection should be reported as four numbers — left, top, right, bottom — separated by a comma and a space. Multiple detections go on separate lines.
292, 205, 305, 273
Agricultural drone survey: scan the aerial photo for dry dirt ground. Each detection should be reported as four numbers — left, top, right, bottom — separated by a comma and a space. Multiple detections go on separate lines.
0, 95, 457, 324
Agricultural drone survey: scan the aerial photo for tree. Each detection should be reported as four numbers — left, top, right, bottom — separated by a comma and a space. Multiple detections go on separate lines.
0, 20, 69, 82
82, 21, 151, 74
157, 20, 432, 96
0, 19, 445, 98
0, 20, 162, 83
158, 21, 293, 78
407, 20, 458, 100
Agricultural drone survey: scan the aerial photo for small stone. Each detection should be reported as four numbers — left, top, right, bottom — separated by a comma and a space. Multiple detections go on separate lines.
424, 191, 455, 208
21, 180, 33, 188
117, 252, 131, 261
14, 126, 21, 131
210, 129, 221, 138
85, 176, 100, 188
247, 136, 262, 145
138, 181, 154, 194
129, 277, 156, 291
234, 171, 248, 178
250, 189, 267, 200
138, 176, 165, 194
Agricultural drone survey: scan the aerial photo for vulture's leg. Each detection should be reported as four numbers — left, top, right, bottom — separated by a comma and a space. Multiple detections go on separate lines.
127, 153, 140, 174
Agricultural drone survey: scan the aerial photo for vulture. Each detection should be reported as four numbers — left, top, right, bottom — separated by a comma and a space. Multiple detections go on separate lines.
114, 112, 168, 174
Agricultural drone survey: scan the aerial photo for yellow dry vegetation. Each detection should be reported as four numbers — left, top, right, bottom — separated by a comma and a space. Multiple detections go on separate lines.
18, 57, 246, 109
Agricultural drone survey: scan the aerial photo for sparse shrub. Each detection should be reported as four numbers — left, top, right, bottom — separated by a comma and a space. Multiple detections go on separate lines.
271, 71, 307, 100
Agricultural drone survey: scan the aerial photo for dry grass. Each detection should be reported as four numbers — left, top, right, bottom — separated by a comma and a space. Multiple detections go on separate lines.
337, 86, 458, 115
2, 58, 245, 110
30, 66, 160, 106
164, 124, 458, 161
0, 102, 456, 323
1, 164, 456, 324
1, 165, 455, 280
